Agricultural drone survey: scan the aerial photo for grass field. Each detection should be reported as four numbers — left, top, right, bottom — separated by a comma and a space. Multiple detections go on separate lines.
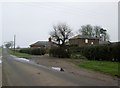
9, 49, 31, 57
79, 60, 119, 77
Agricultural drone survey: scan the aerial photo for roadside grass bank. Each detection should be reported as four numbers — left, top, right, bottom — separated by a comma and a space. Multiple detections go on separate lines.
0, 48, 2, 55
78, 60, 119, 77
0, 48, 2, 52
8, 49, 31, 57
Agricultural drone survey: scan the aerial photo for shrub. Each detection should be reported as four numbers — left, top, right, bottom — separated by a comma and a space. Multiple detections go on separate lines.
49, 47, 71, 58
69, 42, 120, 62
19, 48, 31, 54
19, 48, 46, 55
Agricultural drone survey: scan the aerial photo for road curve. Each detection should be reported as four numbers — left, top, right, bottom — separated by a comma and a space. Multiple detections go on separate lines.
2, 49, 118, 86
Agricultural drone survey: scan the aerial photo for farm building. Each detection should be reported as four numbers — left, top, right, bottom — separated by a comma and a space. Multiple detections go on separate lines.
30, 38, 57, 49
69, 35, 99, 47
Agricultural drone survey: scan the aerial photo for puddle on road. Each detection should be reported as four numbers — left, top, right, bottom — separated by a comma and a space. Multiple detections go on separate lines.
11, 55, 64, 72
10, 55, 30, 62
0, 60, 1, 63
15, 58, 30, 62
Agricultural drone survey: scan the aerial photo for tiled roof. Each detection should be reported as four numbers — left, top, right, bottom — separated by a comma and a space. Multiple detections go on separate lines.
70, 35, 99, 40
30, 41, 50, 46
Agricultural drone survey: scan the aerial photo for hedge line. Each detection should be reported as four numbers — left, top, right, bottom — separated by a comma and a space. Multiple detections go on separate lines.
19, 48, 46, 55
70, 42, 120, 61
49, 47, 70, 58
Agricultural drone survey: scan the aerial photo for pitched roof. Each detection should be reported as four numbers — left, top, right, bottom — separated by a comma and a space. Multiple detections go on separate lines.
70, 35, 99, 40
30, 41, 50, 46
99, 41, 111, 44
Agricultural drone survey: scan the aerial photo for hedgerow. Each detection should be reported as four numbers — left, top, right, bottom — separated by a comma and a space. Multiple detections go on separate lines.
49, 47, 70, 58
70, 42, 120, 61
19, 48, 46, 55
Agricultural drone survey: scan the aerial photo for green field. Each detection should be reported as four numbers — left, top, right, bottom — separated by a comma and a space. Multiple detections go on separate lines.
9, 49, 31, 57
79, 60, 119, 76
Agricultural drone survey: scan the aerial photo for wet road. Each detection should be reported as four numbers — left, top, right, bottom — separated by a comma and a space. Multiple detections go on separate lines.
2, 49, 118, 86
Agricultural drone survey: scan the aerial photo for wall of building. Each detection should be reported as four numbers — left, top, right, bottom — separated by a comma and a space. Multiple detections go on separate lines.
69, 38, 99, 47
30, 45, 45, 48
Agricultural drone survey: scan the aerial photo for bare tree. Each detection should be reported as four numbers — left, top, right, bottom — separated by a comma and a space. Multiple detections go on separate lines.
79, 24, 94, 37
50, 23, 72, 47
79, 24, 110, 41
93, 26, 101, 38
5, 41, 13, 48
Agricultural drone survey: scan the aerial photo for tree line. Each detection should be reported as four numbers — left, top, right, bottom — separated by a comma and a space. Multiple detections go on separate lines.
50, 23, 110, 48
5, 23, 110, 49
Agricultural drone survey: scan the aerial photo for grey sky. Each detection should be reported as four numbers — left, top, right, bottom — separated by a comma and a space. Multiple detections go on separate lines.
1, 1, 118, 47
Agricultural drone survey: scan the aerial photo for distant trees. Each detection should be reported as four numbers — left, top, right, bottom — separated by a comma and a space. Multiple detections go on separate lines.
93, 26, 101, 38
50, 23, 73, 47
79, 24, 110, 41
79, 24, 94, 37
5, 41, 13, 48
50, 24, 110, 42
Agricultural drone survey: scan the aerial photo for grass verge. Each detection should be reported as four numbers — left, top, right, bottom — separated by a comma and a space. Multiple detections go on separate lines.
0, 48, 2, 51
79, 60, 119, 77
9, 49, 31, 57
0, 48, 2, 56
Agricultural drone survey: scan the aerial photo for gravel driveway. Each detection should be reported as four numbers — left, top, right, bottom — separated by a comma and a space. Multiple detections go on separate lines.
26, 54, 119, 86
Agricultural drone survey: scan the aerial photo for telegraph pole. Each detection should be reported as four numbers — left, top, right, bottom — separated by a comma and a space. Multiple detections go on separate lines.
14, 35, 16, 53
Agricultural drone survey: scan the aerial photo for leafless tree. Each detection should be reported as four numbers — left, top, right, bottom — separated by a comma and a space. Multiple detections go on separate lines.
93, 26, 101, 38
79, 24, 110, 41
50, 23, 72, 47
79, 24, 94, 37
5, 41, 13, 48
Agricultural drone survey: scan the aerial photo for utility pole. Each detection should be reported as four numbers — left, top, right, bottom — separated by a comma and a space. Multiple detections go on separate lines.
14, 35, 16, 53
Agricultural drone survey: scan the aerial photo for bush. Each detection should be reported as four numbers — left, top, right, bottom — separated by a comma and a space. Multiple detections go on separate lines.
19, 48, 31, 54
49, 47, 71, 58
69, 42, 120, 62
111, 43, 120, 61
71, 54, 87, 59
19, 48, 46, 55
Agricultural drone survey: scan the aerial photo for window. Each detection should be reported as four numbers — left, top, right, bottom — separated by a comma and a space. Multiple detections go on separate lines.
85, 39, 88, 43
91, 42, 94, 45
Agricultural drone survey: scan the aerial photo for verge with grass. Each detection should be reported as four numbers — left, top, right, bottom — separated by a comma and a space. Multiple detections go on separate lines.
0, 48, 2, 55
79, 60, 119, 77
9, 49, 31, 57
0, 48, 2, 52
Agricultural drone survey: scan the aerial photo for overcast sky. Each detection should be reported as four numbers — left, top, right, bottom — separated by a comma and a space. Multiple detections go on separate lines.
0, 1, 118, 47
